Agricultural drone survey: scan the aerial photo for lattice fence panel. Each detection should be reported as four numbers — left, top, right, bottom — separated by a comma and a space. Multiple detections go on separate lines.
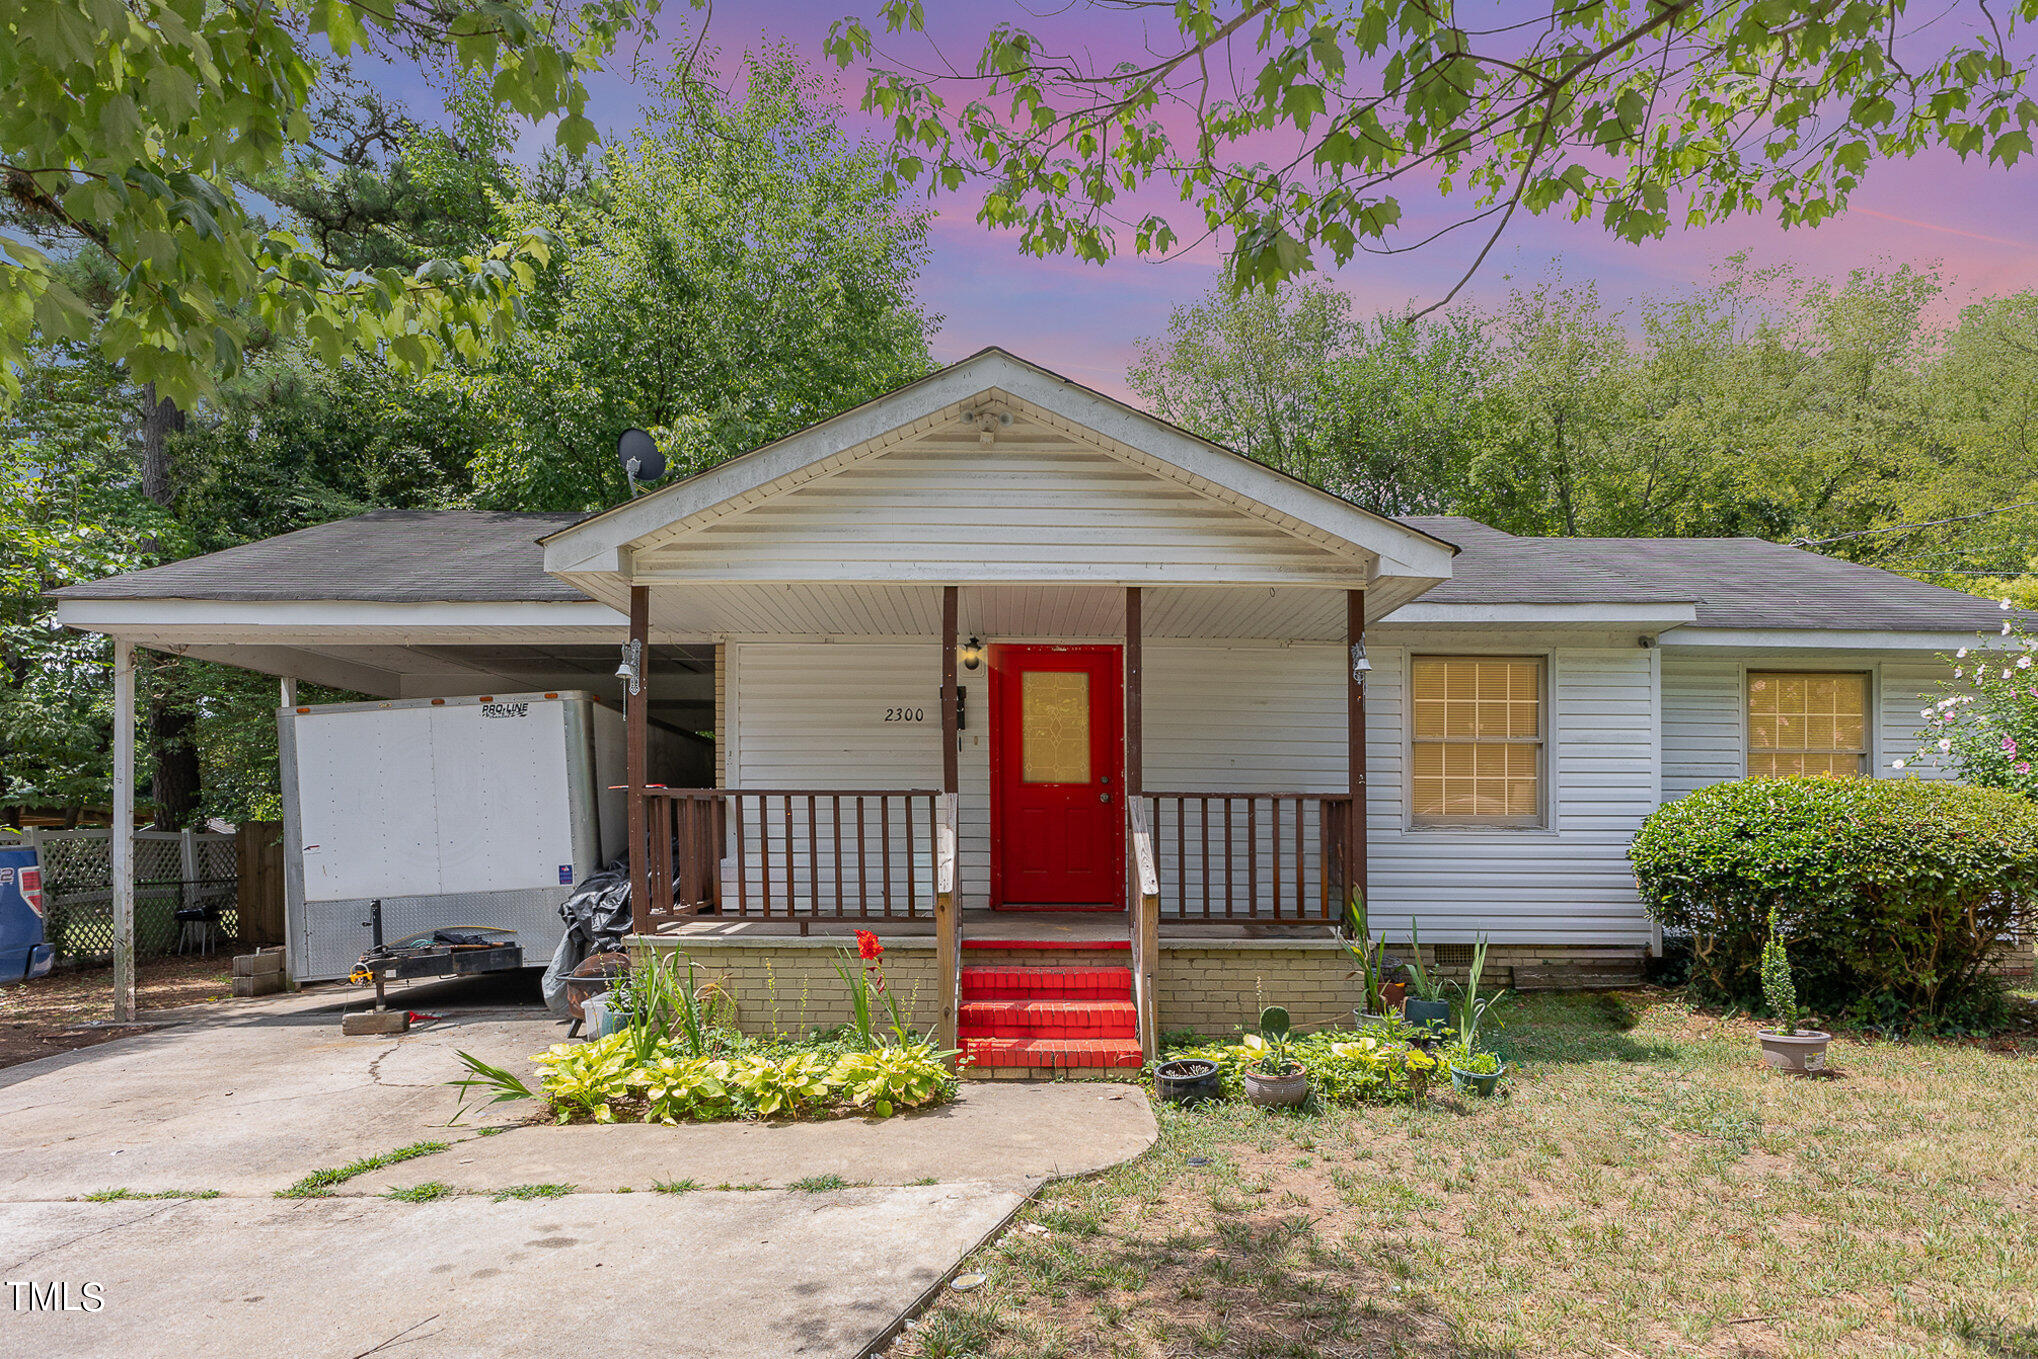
32, 829, 241, 961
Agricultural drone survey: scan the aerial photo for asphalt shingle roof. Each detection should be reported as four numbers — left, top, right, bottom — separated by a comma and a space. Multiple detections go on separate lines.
1401, 515, 2025, 631
53, 508, 2027, 634
50, 510, 590, 603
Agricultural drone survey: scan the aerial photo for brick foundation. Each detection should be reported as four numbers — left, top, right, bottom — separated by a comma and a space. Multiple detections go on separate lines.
639, 935, 1651, 1043
637, 937, 943, 1037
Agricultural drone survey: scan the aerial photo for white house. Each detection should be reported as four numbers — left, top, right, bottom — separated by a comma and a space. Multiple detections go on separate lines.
55, 349, 1999, 1070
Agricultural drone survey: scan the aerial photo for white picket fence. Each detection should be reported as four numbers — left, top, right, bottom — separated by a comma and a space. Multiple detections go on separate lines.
1, 827, 237, 961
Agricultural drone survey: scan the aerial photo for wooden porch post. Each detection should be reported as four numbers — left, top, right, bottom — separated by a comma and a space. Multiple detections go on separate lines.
111, 640, 135, 1023
1124, 588, 1142, 808
1126, 587, 1159, 1059
1347, 589, 1367, 911
626, 584, 650, 936
935, 586, 961, 1060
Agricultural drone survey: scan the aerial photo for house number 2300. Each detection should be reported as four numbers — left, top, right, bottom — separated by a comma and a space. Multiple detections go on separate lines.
884, 706, 926, 723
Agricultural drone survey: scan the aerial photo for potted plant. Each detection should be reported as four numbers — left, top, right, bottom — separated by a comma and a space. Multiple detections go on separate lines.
1337, 891, 1395, 1023
1756, 909, 1830, 1073
1449, 1048, 1505, 1097
1241, 1006, 1310, 1108
1400, 921, 1453, 1047
1447, 935, 1510, 1094
1153, 1057, 1224, 1105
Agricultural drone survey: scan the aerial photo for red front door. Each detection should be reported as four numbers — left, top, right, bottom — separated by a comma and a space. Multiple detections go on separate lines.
990, 645, 1125, 910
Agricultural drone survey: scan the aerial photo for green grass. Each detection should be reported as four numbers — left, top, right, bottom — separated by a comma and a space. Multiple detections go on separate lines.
81, 1187, 220, 1201
895, 990, 2038, 1359
491, 1183, 574, 1201
275, 1140, 452, 1199
714, 1182, 768, 1192
789, 1174, 857, 1193
382, 1181, 456, 1203
651, 1177, 700, 1194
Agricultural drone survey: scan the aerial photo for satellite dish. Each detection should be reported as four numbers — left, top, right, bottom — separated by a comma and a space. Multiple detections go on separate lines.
617, 427, 666, 485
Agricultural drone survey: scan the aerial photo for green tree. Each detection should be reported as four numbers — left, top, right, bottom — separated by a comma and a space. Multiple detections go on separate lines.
1129, 279, 1487, 514
466, 49, 939, 511
2, 0, 684, 408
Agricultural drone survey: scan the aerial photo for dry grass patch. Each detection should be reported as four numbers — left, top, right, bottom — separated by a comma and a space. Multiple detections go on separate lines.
894, 991, 2038, 1359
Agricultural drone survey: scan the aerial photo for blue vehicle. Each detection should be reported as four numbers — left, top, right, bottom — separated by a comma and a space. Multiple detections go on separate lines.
0, 843, 54, 985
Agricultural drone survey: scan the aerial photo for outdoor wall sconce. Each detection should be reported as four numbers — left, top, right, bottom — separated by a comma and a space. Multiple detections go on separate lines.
960, 637, 984, 671
1350, 639, 1371, 679
615, 638, 644, 695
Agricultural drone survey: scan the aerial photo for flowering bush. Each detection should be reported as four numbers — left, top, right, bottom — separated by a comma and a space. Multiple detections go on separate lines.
1902, 603, 2038, 797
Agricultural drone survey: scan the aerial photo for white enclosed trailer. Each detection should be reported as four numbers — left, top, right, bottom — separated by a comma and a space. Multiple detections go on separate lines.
279, 691, 695, 981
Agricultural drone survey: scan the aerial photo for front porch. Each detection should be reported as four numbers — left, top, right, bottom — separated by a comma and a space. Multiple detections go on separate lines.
608, 579, 1374, 1069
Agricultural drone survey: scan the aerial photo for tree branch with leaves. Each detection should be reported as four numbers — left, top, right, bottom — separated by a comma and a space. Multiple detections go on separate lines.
827, 1, 2038, 303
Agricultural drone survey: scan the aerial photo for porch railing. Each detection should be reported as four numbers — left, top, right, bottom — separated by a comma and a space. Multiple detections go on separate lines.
1142, 793, 1353, 923
640, 788, 944, 930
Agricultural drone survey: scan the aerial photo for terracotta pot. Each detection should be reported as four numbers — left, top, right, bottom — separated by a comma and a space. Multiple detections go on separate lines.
1379, 981, 1408, 1012
1243, 1064, 1310, 1108
1758, 1029, 1831, 1074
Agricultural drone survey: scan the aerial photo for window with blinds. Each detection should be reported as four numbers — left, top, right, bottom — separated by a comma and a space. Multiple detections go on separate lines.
1747, 672, 1870, 778
1410, 656, 1544, 827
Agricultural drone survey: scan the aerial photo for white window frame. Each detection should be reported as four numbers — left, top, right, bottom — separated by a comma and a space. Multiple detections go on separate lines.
1404, 651, 1552, 832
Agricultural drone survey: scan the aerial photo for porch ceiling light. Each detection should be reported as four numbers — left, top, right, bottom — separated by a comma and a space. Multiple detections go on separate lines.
960, 637, 984, 671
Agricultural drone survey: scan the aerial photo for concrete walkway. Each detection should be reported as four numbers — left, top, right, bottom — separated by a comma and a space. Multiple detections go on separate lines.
0, 985, 1157, 1357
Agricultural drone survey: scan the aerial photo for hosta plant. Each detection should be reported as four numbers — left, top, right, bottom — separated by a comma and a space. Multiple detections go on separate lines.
826, 1043, 957, 1118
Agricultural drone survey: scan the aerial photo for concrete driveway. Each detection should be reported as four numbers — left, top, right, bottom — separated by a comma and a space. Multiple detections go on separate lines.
0, 982, 1156, 1357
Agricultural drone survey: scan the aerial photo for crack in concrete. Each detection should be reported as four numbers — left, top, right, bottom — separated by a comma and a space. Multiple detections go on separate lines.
2, 1200, 182, 1269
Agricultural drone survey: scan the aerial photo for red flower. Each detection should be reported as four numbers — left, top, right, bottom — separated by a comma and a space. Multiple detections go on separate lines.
856, 929, 883, 961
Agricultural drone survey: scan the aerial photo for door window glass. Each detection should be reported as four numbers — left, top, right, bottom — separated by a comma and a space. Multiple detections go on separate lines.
1021, 670, 1091, 784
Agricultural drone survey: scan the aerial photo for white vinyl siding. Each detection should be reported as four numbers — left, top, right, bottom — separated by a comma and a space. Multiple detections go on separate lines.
1660, 651, 1953, 800
725, 637, 1658, 944
633, 418, 1372, 586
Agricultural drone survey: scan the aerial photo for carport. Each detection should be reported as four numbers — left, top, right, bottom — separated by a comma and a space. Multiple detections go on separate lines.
49, 510, 707, 1015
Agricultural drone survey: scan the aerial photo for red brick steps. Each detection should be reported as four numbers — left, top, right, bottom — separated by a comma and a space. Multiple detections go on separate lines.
957, 956, 1144, 1073
958, 998, 1137, 1037
959, 964, 1132, 1000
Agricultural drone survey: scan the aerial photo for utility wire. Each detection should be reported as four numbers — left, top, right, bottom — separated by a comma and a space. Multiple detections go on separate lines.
1790, 500, 2038, 549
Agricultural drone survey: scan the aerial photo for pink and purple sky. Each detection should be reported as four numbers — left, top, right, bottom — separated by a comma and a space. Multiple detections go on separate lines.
386, 4, 2038, 397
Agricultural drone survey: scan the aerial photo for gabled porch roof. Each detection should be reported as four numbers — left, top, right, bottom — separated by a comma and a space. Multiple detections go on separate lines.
538, 348, 1459, 630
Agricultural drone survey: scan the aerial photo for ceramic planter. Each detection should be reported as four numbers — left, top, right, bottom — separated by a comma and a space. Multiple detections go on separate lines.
1243, 1064, 1310, 1108
1154, 1057, 1223, 1105
1450, 1063, 1505, 1097
1757, 1029, 1831, 1073
1401, 998, 1454, 1045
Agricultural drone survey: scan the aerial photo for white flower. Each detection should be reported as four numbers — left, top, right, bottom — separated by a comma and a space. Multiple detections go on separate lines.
1959, 647, 1970, 658
2004, 621, 2014, 636
2003, 598, 2013, 609
2020, 656, 2032, 670
1921, 707, 1933, 718
1892, 758, 1907, 769
1955, 667, 1964, 678
2006, 668, 2015, 679
1939, 738, 1953, 751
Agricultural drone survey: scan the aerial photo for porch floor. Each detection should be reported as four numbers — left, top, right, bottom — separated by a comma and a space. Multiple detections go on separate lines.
650, 909, 1335, 944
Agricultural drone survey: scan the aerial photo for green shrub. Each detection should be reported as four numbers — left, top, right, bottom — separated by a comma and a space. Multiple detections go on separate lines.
1629, 777, 2038, 1020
